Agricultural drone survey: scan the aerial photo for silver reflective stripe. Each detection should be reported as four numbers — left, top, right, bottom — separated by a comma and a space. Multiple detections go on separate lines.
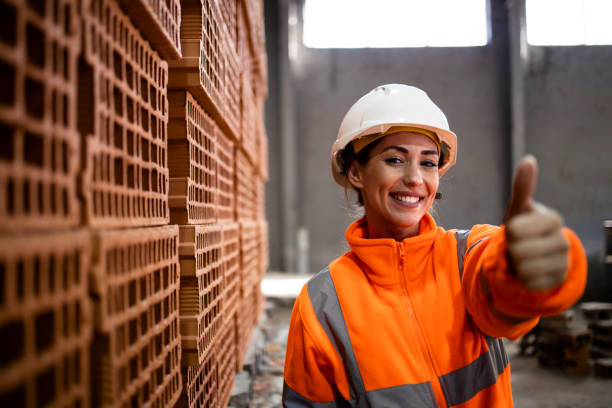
454, 229, 471, 280
307, 268, 367, 404
438, 335, 509, 406
283, 381, 351, 407
366, 382, 437, 408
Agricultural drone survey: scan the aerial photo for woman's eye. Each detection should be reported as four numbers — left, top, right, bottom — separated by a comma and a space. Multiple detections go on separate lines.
384, 157, 403, 164
421, 160, 439, 168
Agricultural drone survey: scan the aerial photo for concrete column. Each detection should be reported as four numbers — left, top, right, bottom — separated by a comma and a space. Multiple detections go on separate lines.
507, 0, 528, 170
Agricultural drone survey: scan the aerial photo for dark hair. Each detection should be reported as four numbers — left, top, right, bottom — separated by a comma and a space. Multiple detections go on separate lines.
337, 138, 383, 206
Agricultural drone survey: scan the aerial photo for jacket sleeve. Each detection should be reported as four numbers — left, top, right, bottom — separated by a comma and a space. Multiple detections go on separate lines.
283, 286, 350, 407
461, 225, 587, 340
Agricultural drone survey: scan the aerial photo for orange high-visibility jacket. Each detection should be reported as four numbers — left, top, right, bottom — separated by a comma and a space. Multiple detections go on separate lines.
283, 214, 587, 407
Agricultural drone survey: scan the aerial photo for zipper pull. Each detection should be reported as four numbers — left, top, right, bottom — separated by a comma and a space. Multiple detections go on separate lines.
398, 243, 404, 271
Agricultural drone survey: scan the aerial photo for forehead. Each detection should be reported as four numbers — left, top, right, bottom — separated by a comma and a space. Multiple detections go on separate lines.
375, 131, 438, 152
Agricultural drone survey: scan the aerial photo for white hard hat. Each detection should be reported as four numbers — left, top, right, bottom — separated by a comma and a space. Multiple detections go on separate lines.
331, 84, 457, 185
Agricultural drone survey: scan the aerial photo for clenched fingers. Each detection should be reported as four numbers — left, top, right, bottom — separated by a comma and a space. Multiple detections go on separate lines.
506, 203, 564, 240
512, 254, 569, 290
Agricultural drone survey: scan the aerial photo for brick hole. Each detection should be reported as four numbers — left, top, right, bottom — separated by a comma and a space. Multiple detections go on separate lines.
0, 2, 16, 46
27, 0, 46, 17
48, 256, 55, 292
131, 393, 139, 408
141, 345, 149, 370
127, 164, 134, 188
62, 46, 69, 80
126, 130, 134, 155
129, 318, 137, 345
15, 259, 24, 299
26, 23, 46, 68
62, 187, 68, 215
5, 179, 14, 214
151, 116, 157, 139
128, 280, 136, 306
126, 96, 134, 123
75, 301, 81, 334
50, 183, 57, 214
62, 93, 68, 126
52, 42, 58, 74
130, 355, 138, 381
113, 123, 123, 149
73, 349, 81, 384
25, 78, 44, 119
61, 140, 68, 174
0, 383, 26, 406
154, 302, 161, 324
140, 310, 148, 334
142, 168, 149, 191
0, 319, 24, 367
114, 157, 123, 185
126, 63, 133, 89
35, 309, 54, 351
62, 254, 68, 290
156, 366, 163, 385
113, 51, 122, 80
22, 180, 30, 214
140, 77, 148, 103
140, 276, 147, 300
151, 144, 157, 165
62, 303, 68, 337
33, 257, 41, 294
113, 86, 123, 116
63, 4, 71, 36
150, 85, 157, 110
151, 169, 158, 193
141, 108, 149, 132
0, 121, 14, 160
141, 137, 149, 161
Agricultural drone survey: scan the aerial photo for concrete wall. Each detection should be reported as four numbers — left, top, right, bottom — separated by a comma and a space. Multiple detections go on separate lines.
525, 46, 612, 300
265, 1, 612, 299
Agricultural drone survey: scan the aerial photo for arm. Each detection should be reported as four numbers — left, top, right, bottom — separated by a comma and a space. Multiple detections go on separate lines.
461, 225, 587, 340
283, 287, 350, 407
461, 156, 587, 340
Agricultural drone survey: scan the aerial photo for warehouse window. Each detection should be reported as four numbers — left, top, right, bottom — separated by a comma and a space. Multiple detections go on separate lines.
302, 0, 489, 48
527, 0, 612, 45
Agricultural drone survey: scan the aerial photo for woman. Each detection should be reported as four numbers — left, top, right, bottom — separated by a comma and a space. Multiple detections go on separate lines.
282, 84, 587, 407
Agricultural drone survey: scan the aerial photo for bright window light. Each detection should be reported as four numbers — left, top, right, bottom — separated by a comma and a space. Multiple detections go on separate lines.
527, 0, 612, 45
302, 0, 489, 48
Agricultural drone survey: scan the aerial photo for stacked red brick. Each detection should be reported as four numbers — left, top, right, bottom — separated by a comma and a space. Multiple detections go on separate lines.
78, 0, 183, 406
0, 0, 184, 406
167, 0, 268, 407
0, 0, 268, 406
0, 1, 91, 406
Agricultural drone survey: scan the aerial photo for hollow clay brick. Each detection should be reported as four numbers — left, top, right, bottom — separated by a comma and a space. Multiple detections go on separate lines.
176, 346, 217, 408
168, 0, 240, 142
235, 147, 257, 221
240, 0, 266, 93
240, 70, 258, 166
216, 316, 236, 408
0, 0, 81, 231
222, 223, 240, 318
258, 219, 269, 279
216, 126, 235, 223
90, 225, 182, 408
79, 0, 170, 228
168, 90, 217, 225
236, 284, 253, 372
0, 230, 92, 408
178, 224, 224, 366
240, 220, 259, 295
117, 0, 182, 60
217, 0, 238, 53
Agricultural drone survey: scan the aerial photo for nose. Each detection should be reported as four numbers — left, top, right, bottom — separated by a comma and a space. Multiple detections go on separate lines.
403, 162, 423, 186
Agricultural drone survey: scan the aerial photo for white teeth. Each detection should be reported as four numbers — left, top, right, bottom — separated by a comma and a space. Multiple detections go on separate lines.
392, 194, 419, 203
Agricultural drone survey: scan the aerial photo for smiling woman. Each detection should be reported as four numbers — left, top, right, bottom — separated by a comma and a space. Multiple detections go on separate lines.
282, 84, 588, 407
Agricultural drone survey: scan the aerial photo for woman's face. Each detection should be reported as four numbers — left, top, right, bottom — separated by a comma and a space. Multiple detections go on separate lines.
349, 132, 440, 239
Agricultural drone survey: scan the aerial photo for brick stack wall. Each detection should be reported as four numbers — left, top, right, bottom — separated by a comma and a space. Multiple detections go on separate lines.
0, 0, 269, 407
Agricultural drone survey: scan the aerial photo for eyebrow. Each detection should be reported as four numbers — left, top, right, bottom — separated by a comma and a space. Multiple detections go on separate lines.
381, 146, 439, 156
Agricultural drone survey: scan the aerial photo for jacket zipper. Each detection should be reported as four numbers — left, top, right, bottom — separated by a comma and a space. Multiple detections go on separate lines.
398, 243, 444, 405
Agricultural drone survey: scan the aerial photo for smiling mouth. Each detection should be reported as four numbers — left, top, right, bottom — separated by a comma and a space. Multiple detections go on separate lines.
390, 193, 422, 204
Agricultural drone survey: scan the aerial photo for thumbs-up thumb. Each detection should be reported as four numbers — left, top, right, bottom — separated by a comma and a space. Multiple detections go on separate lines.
504, 155, 538, 223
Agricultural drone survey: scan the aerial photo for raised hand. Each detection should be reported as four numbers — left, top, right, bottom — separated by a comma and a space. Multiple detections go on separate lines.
504, 155, 570, 291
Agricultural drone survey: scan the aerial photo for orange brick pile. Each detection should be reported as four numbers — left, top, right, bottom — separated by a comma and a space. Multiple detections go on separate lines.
0, 0, 269, 407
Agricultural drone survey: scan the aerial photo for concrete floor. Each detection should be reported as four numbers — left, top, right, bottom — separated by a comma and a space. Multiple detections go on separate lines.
255, 275, 612, 407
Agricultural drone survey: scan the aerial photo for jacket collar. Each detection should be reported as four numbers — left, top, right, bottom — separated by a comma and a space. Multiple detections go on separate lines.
345, 213, 438, 286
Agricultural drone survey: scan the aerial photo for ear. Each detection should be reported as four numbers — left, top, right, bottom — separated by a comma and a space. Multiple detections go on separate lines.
347, 162, 365, 189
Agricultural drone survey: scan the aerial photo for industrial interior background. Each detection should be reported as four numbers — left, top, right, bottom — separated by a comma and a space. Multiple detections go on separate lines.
1, 0, 611, 407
